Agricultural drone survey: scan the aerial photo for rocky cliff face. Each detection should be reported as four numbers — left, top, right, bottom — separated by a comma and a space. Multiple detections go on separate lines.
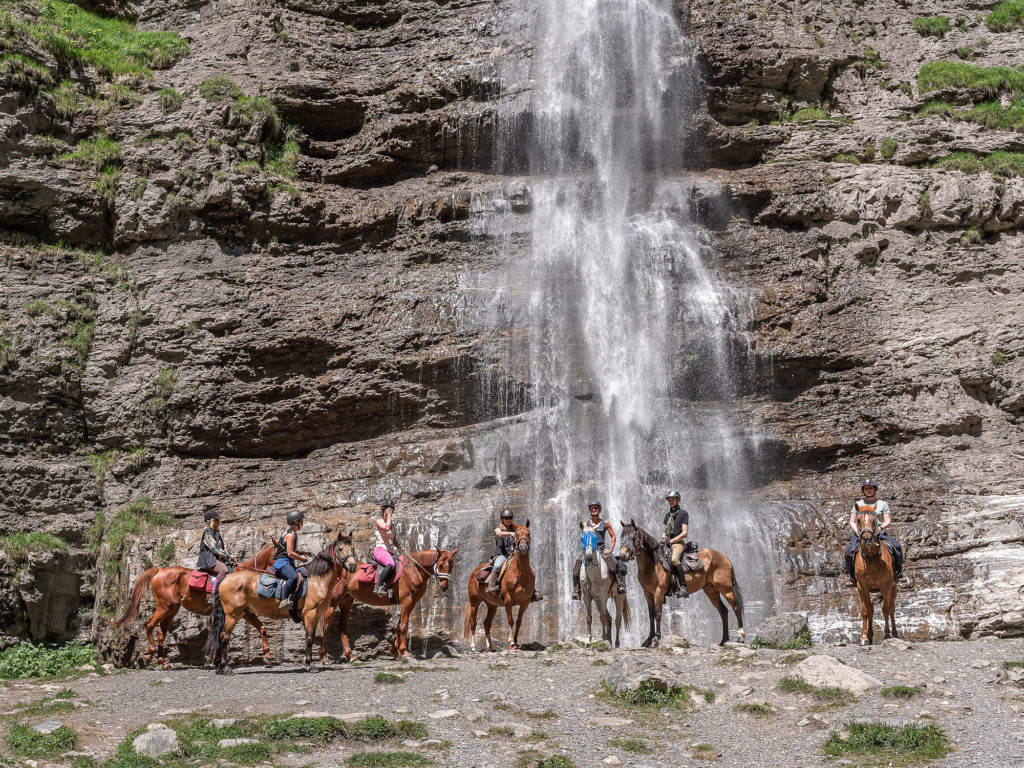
1, 0, 1021, 661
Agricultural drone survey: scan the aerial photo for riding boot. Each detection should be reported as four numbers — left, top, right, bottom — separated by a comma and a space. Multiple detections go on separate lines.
673, 564, 689, 598
375, 565, 393, 595
844, 554, 857, 587
614, 577, 626, 595
486, 566, 501, 596
571, 575, 581, 600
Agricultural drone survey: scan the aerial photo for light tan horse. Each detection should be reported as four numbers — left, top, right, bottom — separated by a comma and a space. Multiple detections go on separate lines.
204, 533, 357, 673
853, 512, 898, 646
619, 520, 744, 647
109, 543, 276, 669
318, 548, 458, 661
463, 522, 536, 652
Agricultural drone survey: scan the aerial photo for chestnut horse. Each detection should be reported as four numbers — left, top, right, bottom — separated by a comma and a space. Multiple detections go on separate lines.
319, 548, 458, 661
853, 512, 898, 646
109, 543, 276, 669
204, 533, 358, 673
618, 520, 744, 647
463, 521, 535, 652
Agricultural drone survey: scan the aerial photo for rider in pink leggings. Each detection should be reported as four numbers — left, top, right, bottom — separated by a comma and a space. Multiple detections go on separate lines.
373, 500, 403, 594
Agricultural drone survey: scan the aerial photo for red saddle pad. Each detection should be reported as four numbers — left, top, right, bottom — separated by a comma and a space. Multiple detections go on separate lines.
188, 570, 213, 593
356, 559, 405, 586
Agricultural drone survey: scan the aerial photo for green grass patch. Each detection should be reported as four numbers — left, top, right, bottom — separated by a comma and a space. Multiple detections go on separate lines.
157, 87, 182, 112
918, 61, 1024, 95
374, 672, 404, 684
346, 753, 431, 768
589, 640, 612, 652
777, 675, 846, 701
199, 75, 242, 101
733, 701, 775, 718
960, 226, 984, 245
591, 659, 608, 667
598, 680, 692, 711
935, 151, 982, 173
881, 685, 922, 699
986, 0, 1024, 31
792, 106, 828, 122
1003, 660, 1024, 669
880, 137, 897, 159
0, 532, 68, 568
913, 16, 951, 37
751, 628, 813, 650
58, 133, 121, 171
0, 52, 54, 92
99, 497, 171, 582
263, 716, 346, 745
6, 724, 78, 757
824, 722, 950, 761
832, 153, 862, 165
0, 640, 96, 679
608, 736, 651, 754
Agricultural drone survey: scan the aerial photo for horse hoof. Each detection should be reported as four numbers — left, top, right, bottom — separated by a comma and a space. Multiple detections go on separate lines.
306, 666, 322, 674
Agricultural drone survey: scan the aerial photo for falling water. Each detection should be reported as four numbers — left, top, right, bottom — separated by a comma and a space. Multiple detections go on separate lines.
468, 0, 780, 645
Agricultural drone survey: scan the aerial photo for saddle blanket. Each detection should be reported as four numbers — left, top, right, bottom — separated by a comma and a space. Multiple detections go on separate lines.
188, 570, 215, 593
657, 543, 705, 573
475, 558, 512, 583
256, 569, 308, 601
355, 558, 404, 586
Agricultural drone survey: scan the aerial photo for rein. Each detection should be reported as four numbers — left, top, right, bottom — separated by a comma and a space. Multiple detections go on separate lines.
404, 551, 451, 583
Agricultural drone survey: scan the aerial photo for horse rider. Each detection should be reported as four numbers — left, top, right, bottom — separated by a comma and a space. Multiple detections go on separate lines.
571, 501, 626, 600
197, 510, 235, 582
661, 490, 689, 598
372, 500, 404, 595
274, 510, 313, 612
844, 478, 905, 586
487, 508, 544, 602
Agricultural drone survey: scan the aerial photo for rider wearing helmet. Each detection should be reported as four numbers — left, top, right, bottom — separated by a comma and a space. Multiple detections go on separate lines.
571, 501, 626, 600
661, 491, 689, 599
197, 510, 234, 580
274, 510, 312, 610
372, 500, 403, 595
844, 479, 905, 586
486, 508, 544, 602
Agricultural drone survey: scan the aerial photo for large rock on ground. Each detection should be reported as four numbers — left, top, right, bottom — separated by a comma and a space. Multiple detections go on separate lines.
794, 655, 882, 697
132, 724, 179, 757
755, 613, 810, 647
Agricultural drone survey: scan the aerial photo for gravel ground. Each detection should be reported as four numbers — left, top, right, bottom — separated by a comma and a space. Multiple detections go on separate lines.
3, 637, 1023, 767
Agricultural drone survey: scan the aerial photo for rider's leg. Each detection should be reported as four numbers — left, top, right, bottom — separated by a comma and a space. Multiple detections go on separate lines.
571, 557, 583, 600
880, 533, 906, 580
844, 534, 859, 586
670, 543, 688, 598
373, 546, 396, 594
276, 561, 298, 608
605, 554, 626, 594
487, 555, 507, 595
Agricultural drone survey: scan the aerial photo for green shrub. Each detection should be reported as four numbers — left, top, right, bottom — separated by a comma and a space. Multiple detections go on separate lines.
58, 133, 121, 171
0, 52, 54, 92
918, 61, 1024, 94
0, 640, 96, 678
235, 93, 281, 137
102, 497, 172, 577
986, 0, 1024, 31
956, 45, 978, 60
157, 86, 182, 112
599, 680, 691, 710
913, 16, 951, 36
94, 167, 120, 202
881, 137, 898, 159
792, 107, 827, 122
824, 722, 950, 761
832, 153, 861, 165
0, 532, 68, 568
199, 75, 242, 101
374, 672, 404, 684
917, 190, 932, 217
6, 724, 78, 757
960, 227, 983, 245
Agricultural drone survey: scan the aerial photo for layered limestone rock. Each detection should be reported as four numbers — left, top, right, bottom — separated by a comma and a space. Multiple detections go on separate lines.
1, 0, 1021, 662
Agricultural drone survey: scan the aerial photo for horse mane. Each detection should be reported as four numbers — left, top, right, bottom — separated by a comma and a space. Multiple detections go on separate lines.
632, 523, 659, 551
306, 545, 337, 578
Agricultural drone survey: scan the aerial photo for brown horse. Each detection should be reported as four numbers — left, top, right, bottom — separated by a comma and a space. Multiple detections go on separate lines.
853, 512, 898, 646
109, 543, 276, 669
618, 520, 744, 647
204, 533, 358, 673
462, 522, 535, 652
318, 548, 458, 661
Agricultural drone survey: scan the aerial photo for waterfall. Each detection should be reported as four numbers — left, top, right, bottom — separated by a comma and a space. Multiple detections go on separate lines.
471, 0, 779, 646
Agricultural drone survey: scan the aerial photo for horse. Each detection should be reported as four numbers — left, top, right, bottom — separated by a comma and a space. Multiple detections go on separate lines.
853, 511, 898, 646
318, 548, 458, 661
618, 519, 744, 647
463, 521, 536, 652
578, 526, 631, 647
204, 533, 358, 673
108, 542, 276, 669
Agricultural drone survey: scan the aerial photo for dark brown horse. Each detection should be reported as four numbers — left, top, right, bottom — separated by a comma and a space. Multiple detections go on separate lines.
318, 548, 458, 661
853, 512, 898, 646
463, 522, 536, 652
109, 543, 276, 669
618, 520, 744, 647
204, 533, 358, 673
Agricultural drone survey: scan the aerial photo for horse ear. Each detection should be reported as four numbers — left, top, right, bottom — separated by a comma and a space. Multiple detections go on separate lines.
579, 521, 584, 530
451, 547, 458, 558
525, 519, 530, 529
630, 518, 636, 527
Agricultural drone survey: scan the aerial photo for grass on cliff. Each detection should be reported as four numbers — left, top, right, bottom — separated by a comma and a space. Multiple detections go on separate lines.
824, 722, 950, 762
0, 640, 97, 679
91, 497, 172, 591
918, 62, 1024, 95
934, 150, 1024, 177
986, 0, 1024, 31
913, 16, 951, 37
918, 97, 1024, 132
0, 532, 69, 570
199, 76, 282, 139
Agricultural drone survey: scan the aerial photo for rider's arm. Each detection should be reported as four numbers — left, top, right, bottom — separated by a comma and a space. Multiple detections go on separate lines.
285, 532, 307, 563
878, 512, 892, 530
494, 528, 515, 537
848, 508, 859, 534
605, 526, 615, 552
670, 522, 688, 544
204, 530, 231, 562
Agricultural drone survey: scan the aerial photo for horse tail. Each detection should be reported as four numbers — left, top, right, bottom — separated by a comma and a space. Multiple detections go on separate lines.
731, 567, 744, 612
462, 599, 473, 639
108, 567, 159, 628
203, 583, 226, 661
621, 593, 632, 628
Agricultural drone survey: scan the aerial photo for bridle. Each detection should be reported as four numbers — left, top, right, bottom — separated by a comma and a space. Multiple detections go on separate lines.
405, 550, 453, 588
329, 542, 358, 571
618, 528, 643, 561
857, 514, 881, 562
515, 527, 531, 554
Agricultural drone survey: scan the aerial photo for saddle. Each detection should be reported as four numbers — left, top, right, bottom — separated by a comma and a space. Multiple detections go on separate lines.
188, 570, 215, 594
255, 567, 308, 601
355, 557, 404, 586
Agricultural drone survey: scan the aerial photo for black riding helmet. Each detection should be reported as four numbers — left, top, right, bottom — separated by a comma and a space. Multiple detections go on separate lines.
587, 501, 602, 510
381, 500, 396, 511
665, 490, 681, 500
203, 510, 220, 521
286, 510, 304, 525
500, 509, 514, 520
861, 478, 879, 491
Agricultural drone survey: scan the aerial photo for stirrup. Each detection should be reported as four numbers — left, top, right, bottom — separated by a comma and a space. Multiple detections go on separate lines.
615, 582, 626, 595
530, 591, 543, 602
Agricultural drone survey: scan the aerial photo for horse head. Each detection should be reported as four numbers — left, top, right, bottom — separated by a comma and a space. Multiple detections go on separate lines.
515, 522, 531, 554
333, 531, 359, 573
856, 513, 880, 557
579, 527, 600, 565
432, 547, 458, 593
618, 519, 638, 561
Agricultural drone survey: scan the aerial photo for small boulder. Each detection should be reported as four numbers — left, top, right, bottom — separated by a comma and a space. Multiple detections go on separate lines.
335, 712, 380, 723
32, 721, 64, 735
426, 709, 460, 720
604, 757, 623, 766
591, 716, 633, 727
217, 738, 258, 748
794, 655, 881, 697
210, 719, 237, 729
754, 614, 809, 648
133, 725, 179, 757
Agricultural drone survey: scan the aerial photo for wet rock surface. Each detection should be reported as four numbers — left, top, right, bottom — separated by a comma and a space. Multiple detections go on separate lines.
0, 0, 1022, 661
2, 639, 1023, 767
